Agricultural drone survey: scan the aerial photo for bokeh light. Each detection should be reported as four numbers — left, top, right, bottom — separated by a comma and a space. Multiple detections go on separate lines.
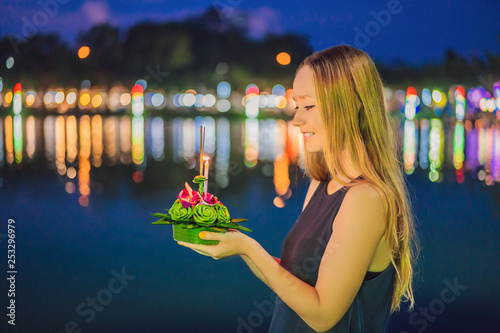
273, 196, 285, 208
13, 83, 22, 115
78, 46, 90, 59
79, 93, 90, 106
66, 92, 77, 105
217, 82, 231, 99
276, 52, 291, 65
26, 93, 36, 107
91, 94, 102, 108
65, 182, 76, 194
6, 57, 14, 69
272, 84, 286, 96
120, 93, 131, 106
151, 93, 164, 107
246, 84, 259, 96
81, 80, 91, 89
183, 93, 196, 107
133, 170, 144, 183
131, 85, 144, 116
216, 99, 230, 112
43, 92, 53, 105
194, 94, 204, 108
215, 62, 229, 75
432, 90, 442, 103
422, 88, 432, 106
54, 91, 65, 104
67, 167, 77, 179
202, 94, 216, 107
135, 79, 147, 91
5, 91, 13, 105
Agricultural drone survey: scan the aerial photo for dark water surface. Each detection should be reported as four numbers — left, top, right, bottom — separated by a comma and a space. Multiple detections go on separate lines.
0, 115, 499, 332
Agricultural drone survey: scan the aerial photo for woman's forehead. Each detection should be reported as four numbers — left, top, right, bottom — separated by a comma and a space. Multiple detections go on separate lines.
293, 66, 316, 99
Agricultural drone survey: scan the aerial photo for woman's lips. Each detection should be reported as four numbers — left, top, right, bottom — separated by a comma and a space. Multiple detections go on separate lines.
302, 132, 315, 140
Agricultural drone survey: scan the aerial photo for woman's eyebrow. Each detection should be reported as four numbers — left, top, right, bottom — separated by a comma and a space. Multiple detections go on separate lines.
293, 94, 314, 100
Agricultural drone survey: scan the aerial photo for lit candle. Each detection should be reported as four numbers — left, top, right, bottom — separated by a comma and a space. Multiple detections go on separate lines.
203, 156, 210, 178
203, 156, 209, 191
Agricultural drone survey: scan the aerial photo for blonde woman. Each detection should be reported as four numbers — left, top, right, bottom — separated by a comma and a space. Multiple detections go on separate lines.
178, 44, 419, 332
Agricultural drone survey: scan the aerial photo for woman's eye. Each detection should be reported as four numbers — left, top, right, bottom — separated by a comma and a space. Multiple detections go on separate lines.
294, 105, 315, 110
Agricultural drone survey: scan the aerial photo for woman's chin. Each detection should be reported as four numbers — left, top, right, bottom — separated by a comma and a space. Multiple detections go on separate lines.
304, 143, 322, 154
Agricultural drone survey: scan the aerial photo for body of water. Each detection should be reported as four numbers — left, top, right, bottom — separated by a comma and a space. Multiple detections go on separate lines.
0, 113, 499, 332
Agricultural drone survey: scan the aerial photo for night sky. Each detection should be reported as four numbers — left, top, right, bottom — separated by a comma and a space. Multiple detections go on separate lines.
1, 0, 500, 66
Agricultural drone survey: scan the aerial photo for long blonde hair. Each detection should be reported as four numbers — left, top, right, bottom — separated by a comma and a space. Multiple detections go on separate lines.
297, 44, 419, 313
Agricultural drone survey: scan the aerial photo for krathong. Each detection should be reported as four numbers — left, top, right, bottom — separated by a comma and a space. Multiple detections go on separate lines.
151, 126, 251, 245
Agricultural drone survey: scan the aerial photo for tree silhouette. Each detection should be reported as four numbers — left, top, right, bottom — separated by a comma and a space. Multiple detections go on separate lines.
0, 7, 498, 92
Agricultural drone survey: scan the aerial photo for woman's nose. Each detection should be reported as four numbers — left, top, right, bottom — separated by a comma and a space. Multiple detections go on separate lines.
291, 109, 304, 127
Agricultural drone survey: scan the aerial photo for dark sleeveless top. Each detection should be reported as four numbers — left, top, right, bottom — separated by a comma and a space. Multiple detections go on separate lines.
268, 178, 395, 333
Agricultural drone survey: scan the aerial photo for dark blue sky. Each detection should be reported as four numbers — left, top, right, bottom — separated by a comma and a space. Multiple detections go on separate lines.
1, 0, 499, 66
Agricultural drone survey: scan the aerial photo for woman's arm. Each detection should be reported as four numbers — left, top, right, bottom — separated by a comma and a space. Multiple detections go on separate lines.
242, 185, 387, 332
240, 255, 281, 288
176, 183, 385, 331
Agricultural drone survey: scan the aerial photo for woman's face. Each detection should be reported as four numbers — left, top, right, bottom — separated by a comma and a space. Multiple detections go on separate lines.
291, 65, 325, 153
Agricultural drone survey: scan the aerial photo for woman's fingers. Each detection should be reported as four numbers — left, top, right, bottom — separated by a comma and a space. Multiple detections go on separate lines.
178, 241, 214, 257
193, 249, 209, 256
198, 231, 223, 240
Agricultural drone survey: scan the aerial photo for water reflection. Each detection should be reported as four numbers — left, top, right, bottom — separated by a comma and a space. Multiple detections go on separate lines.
66, 115, 78, 163
180, 117, 194, 164
428, 118, 444, 181
55, 115, 66, 174
131, 116, 144, 165
0, 118, 3, 167
151, 117, 164, 161
4, 116, 13, 164
215, 118, 230, 189
1, 114, 499, 207
245, 118, 259, 168
79, 115, 91, 206
120, 116, 132, 164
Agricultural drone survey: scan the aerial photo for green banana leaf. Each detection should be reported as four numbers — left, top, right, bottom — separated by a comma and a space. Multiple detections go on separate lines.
151, 219, 178, 225
151, 213, 251, 232
151, 213, 172, 220
216, 222, 253, 232
229, 218, 248, 223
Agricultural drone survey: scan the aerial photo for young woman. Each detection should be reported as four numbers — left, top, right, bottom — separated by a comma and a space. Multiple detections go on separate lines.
177, 44, 419, 332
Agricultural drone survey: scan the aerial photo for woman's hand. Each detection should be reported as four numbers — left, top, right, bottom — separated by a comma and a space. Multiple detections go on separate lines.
177, 229, 251, 259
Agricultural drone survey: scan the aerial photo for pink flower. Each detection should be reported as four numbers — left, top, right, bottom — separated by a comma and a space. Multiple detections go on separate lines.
200, 192, 218, 205
177, 189, 200, 209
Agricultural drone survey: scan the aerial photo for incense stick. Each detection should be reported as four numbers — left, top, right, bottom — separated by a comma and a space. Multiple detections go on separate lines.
199, 126, 203, 176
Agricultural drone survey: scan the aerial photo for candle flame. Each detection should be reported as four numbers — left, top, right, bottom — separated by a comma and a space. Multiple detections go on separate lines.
203, 156, 210, 161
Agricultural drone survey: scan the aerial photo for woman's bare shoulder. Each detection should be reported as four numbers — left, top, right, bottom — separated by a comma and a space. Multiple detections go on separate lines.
333, 182, 387, 237
343, 182, 386, 222
345, 182, 384, 205
348, 181, 383, 198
